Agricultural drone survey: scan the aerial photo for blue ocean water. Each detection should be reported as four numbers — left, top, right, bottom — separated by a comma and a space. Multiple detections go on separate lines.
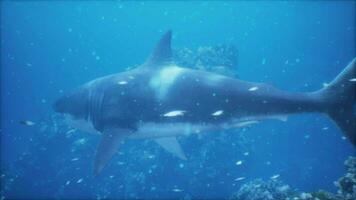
1, 1, 355, 199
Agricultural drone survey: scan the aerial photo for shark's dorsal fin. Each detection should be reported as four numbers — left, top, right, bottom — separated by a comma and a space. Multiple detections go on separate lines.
143, 30, 173, 67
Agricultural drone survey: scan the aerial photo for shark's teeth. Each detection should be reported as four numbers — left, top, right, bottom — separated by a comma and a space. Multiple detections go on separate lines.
211, 110, 224, 116
248, 86, 259, 91
163, 110, 186, 117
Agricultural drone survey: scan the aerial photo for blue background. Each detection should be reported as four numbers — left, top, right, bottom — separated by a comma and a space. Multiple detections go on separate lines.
1, 1, 355, 199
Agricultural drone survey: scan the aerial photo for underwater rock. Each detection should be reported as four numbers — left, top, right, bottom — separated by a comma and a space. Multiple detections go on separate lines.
173, 44, 239, 77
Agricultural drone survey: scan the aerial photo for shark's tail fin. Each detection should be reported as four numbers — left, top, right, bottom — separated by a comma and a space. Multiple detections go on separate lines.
315, 58, 356, 146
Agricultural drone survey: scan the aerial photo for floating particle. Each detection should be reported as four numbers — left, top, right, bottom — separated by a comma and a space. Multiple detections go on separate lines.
270, 174, 280, 179
179, 163, 184, 168
248, 86, 259, 91
322, 127, 329, 130
19, 120, 35, 126
65, 180, 71, 185
77, 178, 83, 183
95, 56, 100, 60
235, 160, 243, 165
295, 58, 300, 63
243, 152, 249, 156
261, 58, 266, 65
322, 82, 329, 87
41, 98, 47, 104
163, 110, 186, 117
349, 78, 356, 82
117, 81, 128, 85
234, 177, 246, 181
68, 28, 72, 32
304, 134, 310, 139
26, 63, 32, 67
212, 110, 223, 116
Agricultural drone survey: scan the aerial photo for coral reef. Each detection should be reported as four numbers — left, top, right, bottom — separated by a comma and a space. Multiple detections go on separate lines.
174, 44, 239, 77
230, 179, 296, 200
230, 157, 356, 200
334, 156, 356, 200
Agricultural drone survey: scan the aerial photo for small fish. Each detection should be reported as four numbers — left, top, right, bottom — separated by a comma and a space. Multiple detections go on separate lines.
248, 86, 259, 91
234, 177, 246, 181
270, 174, 280, 179
66, 129, 76, 134
71, 158, 79, 162
77, 178, 83, 183
235, 160, 243, 165
163, 110, 186, 117
349, 78, 356, 82
172, 188, 183, 192
211, 110, 224, 116
243, 152, 249, 156
19, 120, 35, 126
234, 120, 259, 127
117, 81, 128, 85
65, 180, 71, 185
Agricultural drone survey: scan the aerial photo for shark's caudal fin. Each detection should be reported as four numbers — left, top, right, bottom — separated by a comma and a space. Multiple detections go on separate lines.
315, 58, 356, 146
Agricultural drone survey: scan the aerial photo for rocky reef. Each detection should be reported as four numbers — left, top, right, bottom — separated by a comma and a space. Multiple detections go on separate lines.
174, 44, 239, 77
230, 157, 356, 200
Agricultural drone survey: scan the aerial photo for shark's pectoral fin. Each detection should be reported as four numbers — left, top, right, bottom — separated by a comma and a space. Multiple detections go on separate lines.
154, 137, 187, 160
94, 129, 126, 175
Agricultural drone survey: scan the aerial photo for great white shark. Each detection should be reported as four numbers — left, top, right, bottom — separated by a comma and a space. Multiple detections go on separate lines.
53, 31, 356, 175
